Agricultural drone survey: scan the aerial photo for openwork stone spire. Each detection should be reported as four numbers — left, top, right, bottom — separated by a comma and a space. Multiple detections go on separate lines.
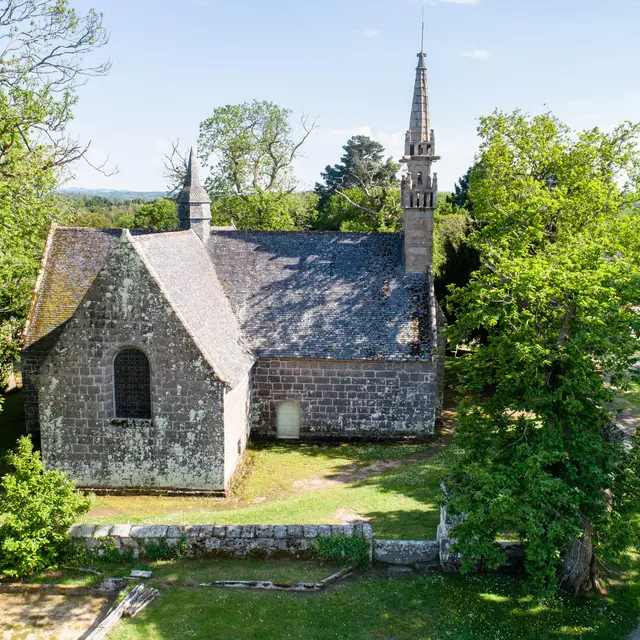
400, 35, 441, 274
177, 148, 211, 242
408, 51, 431, 145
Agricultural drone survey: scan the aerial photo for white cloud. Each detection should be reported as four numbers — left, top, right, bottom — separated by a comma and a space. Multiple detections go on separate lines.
460, 49, 490, 59
356, 28, 382, 39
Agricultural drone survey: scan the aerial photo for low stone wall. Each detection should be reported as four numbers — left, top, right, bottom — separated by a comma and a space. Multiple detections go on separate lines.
70, 523, 373, 560
373, 540, 439, 566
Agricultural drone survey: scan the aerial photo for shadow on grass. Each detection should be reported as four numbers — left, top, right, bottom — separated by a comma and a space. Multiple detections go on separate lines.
0, 389, 27, 475
105, 556, 640, 640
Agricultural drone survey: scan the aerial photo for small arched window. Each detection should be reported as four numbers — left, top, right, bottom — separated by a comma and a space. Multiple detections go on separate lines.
409, 144, 415, 156
114, 348, 151, 419
277, 401, 300, 440
417, 172, 423, 186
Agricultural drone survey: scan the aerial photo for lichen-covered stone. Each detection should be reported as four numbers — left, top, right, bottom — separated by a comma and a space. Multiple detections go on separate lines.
286, 525, 303, 539
93, 525, 113, 539
76, 525, 96, 538
34, 235, 228, 492
374, 540, 439, 565
132, 525, 168, 539
110, 524, 132, 538
256, 525, 274, 538
72, 522, 374, 562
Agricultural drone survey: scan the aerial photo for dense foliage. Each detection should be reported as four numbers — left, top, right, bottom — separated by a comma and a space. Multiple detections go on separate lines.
210, 191, 318, 230
67, 194, 178, 230
445, 110, 640, 593
313, 534, 371, 570
315, 135, 400, 231
0, 436, 92, 577
197, 100, 316, 199
0, 0, 109, 393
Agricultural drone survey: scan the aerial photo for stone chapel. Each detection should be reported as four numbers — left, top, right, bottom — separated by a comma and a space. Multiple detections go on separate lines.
21, 46, 445, 492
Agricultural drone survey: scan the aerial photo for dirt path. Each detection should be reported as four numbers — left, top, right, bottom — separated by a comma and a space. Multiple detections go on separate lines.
0, 592, 114, 640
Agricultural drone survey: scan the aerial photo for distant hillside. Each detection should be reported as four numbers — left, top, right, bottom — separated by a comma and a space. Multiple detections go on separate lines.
60, 188, 168, 201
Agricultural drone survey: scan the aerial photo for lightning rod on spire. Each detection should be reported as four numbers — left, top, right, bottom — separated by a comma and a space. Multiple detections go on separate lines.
421, 4, 425, 53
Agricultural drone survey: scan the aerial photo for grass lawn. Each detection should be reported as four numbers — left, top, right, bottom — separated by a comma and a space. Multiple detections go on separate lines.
98, 556, 640, 640
25, 557, 338, 588
85, 442, 449, 539
0, 389, 448, 540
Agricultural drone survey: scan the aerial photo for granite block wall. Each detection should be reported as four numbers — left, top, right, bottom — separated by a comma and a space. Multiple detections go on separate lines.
70, 523, 374, 559
251, 358, 438, 440
37, 239, 227, 491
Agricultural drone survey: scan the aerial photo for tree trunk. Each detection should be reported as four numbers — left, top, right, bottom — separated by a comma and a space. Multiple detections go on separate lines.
558, 515, 604, 596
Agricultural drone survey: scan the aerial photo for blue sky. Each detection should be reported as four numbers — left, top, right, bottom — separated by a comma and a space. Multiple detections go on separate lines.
67, 0, 640, 193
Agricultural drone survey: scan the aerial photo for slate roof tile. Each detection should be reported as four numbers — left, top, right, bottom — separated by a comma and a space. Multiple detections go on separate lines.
25, 227, 433, 369
132, 231, 254, 386
207, 230, 432, 360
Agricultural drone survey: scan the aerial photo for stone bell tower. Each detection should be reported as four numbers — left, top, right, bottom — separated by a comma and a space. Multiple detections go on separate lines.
400, 38, 440, 273
177, 147, 212, 242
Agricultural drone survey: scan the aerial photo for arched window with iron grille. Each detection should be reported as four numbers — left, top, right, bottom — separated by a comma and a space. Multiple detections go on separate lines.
114, 347, 152, 419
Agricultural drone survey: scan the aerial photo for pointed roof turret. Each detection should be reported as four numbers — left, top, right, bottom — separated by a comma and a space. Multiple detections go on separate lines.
408, 49, 431, 144
177, 147, 211, 242
177, 147, 211, 205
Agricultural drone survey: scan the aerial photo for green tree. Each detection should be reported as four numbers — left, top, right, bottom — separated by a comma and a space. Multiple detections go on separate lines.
445, 110, 640, 594
316, 135, 398, 202
314, 136, 400, 230
196, 100, 316, 199
316, 186, 402, 231
0, 436, 92, 577
0, 0, 109, 392
130, 199, 178, 230
211, 191, 318, 230
432, 172, 480, 308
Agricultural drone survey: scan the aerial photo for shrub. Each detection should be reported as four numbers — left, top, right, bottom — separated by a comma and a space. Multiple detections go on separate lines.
313, 535, 371, 570
140, 535, 186, 561
0, 436, 93, 577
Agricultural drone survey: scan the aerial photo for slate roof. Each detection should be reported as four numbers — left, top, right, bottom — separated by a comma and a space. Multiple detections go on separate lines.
24, 227, 121, 350
132, 231, 254, 386
207, 231, 432, 360
25, 227, 433, 372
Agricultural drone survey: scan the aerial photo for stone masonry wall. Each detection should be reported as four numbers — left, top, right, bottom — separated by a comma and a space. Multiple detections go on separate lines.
37, 238, 227, 491
252, 358, 438, 440
70, 523, 373, 560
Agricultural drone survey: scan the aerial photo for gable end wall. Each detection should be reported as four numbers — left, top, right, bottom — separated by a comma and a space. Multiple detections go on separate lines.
37, 240, 227, 491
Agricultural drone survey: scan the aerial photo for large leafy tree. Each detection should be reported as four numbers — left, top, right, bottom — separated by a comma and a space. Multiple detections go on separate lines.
210, 191, 318, 231
197, 100, 316, 199
0, 0, 110, 391
446, 110, 640, 594
316, 186, 401, 231
315, 135, 400, 230
316, 136, 398, 204
164, 101, 316, 229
